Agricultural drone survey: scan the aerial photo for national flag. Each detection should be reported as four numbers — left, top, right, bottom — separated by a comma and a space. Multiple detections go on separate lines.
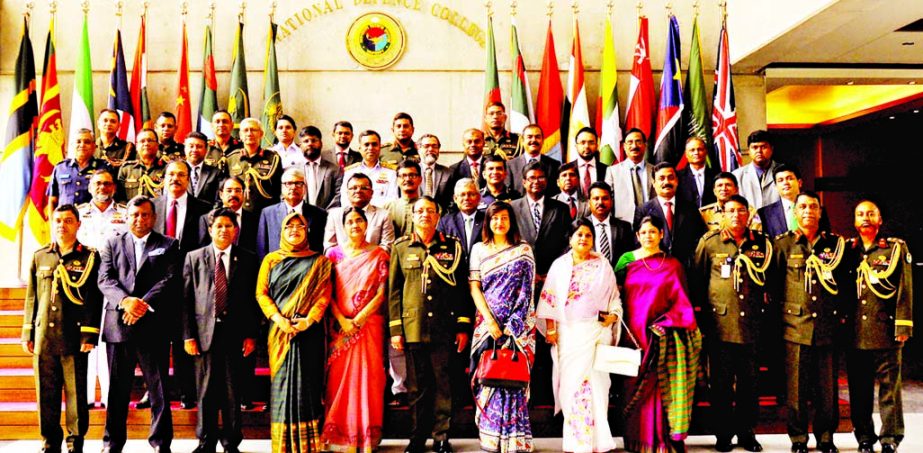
260, 21, 282, 148
596, 16, 622, 165
129, 15, 151, 132
536, 21, 564, 161
175, 20, 192, 143
228, 21, 250, 138
68, 12, 94, 150
483, 16, 501, 109
107, 29, 135, 142
652, 15, 686, 165
197, 24, 218, 138
28, 19, 66, 244
563, 16, 590, 163
0, 19, 38, 240
509, 17, 534, 135
711, 22, 742, 172
625, 16, 656, 146
684, 15, 712, 165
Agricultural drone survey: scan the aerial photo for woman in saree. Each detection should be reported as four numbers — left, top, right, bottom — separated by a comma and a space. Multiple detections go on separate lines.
323, 208, 389, 452
615, 216, 701, 453
256, 212, 333, 453
537, 218, 621, 453
469, 201, 536, 452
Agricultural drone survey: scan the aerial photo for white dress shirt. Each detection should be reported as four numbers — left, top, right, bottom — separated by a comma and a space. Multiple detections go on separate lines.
274, 142, 306, 170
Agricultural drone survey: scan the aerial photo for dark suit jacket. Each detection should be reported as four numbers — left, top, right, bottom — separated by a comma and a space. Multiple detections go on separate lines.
584, 215, 635, 266
188, 163, 224, 204
507, 154, 561, 197
197, 209, 258, 253
153, 194, 212, 254
633, 197, 706, 265
676, 166, 718, 208
98, 231, 181, 343
305, 157, 343, 210
421, 163, 454, 209
758, 200, 832, 238
437, 210, 485, 257
449, 156, 486, 188
322, 148, 362, 168
511, 197, 571, 275
568, 158, 609, 190
182, 245, 260, 352
256, 200, 328, 260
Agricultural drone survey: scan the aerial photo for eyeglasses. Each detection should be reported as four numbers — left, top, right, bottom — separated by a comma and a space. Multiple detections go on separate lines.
282, 181, 305, 188
398, 173, 420, 179
525, 176, 547, 182
284, 224, 306, 231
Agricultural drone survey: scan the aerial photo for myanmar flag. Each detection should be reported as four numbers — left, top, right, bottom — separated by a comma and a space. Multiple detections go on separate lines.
597, 16, 622, 165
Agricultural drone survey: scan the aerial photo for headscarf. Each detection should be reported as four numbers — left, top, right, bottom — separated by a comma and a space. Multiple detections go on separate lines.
276, 212, 315, 258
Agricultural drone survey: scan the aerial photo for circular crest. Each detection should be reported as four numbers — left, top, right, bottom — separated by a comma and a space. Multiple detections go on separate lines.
346, 12, 406, 70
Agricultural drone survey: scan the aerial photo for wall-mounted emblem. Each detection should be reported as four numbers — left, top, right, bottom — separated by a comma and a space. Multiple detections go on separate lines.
346, 12, 406, 70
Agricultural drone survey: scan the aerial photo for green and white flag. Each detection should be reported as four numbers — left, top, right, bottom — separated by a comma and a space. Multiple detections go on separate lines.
69, 13, 94, 151
509, 17, 534, 135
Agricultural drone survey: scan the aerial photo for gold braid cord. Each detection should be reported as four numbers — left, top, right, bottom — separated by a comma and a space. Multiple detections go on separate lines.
138, 173, 163, 197
423, 240, 462, 288
244, 153, 280, 199
856, 244, 901, 299
734, 239, 772, 292
52, 252, 96, 306
804, 236, 844, 295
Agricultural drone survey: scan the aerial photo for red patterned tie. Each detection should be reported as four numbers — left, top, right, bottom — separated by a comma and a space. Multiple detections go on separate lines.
337, 152, 345, 169
214, 252, 228, 316
664, 201, 674, 231
582, 164, 592, 197
166, 199, 177, 238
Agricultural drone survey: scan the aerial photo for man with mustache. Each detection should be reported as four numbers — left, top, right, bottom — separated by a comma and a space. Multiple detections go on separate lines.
205, 110, 242, 170
185, 131, 224, 205
94, 109, 135, 168
298, 125, 343, 210
417, 134, 454, 209
604, 128, 654, 223
633, 162, 706, 265
117, 128, 166, 201
449, 128, 487, 189
155, 112, 185, 163
699, 172, 762, 232
506, 124, 560, 197
225, 118, 283, 215
381, 112, 419, 166
758, 164, 830, 238
732, 130, 782, 210
322, 121, 362, 170
482, 102, 521, 160
198, 177, 258, 253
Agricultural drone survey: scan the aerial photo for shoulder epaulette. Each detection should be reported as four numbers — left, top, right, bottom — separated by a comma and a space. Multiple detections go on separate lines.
345, 162, 362, 171
394, 235, 411, 244
887, 237, 906, 244
115, 202, 127, 210
76, 202, 91, 210
702, 230, 722, 241
775, 231, 794, 241
381, 162, 397, 170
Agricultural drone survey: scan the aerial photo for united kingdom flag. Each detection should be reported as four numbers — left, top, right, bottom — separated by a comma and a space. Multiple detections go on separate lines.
711, 23, 742, 172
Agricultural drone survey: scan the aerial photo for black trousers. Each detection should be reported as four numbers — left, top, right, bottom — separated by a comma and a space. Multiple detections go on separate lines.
171, 324, 196, 403
195, 324, 244, 449
406, 342, 453, 442
104, 340, 173, 450
847, 347, 904, 446
35, 352, 88, 452
784, 342, 838, 444
708, 341, 759, 441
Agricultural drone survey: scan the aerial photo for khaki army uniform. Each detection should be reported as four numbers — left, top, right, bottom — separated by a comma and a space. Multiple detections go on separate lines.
386, 196, 420, 238
225, 148, 282, 214
205, 137, 243, 171
771, 230, 851, 446
388, 231, 473, 445
380, 141, 419, 167
699, 201, 762, 232
116, 159, 166, 201
95, 136, 135, 168
845, 236, 913, 448
484, 130, 521, 160
158, 140, 185, 164
692, 228, 771, 444
21, 242, 102, 452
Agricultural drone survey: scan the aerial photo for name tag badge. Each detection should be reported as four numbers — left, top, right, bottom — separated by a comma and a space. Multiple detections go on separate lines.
39, 266, 52, 271
822, 270, 833, 280
407, 254, 420, 262
720, 264, 732, 279
869, 273, 880, 284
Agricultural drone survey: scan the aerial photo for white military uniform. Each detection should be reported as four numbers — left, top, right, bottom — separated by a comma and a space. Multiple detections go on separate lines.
340, 161, 399, 209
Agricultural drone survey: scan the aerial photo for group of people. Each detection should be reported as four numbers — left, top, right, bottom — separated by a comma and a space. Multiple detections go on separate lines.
21, 101, 913, 453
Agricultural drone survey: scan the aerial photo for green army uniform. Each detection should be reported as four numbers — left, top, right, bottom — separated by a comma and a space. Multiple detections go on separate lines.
226, 148, 282, 213
116, 158, 166, 201
388, 232, 473, 446
380, 141, 419, 167
21, 242, 102, 453
699, 201, 762, 233
94, 136, 135, 168
691, 228, 772, 445
484, 130, 521, 160
205, 137, 243, 171
846, 236, 913, 448
158, 140, 185, 164
771, 230, 851, 446
386, 196, 420, 238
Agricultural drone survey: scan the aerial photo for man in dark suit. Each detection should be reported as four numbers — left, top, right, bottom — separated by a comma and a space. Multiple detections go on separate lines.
321, 120, 362, 170
633, 162, 706, 266
199, 177, 258, 252
449, 128, 487, 189
506, 124, 560, 197
511, 161, 571, 279
185, 132, 224, 204
437, 178, 485, 257
98, 195, 179, 453
569, 127, 609, 199
299, 125, 343, 210
417, 134, 455, 209
758, 164, 831, 238
552, 162, 589, 220
256, 166, 327, 260
183, 209, 259, 453
676, 137, 718, 208
584, 182, 634, 266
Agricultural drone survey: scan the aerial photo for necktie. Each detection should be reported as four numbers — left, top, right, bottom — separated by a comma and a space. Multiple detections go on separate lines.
234, 212, 242, 245
337, 152, 346, 169
470, 162, 480, 183
192, 166, 200, 193
307, 162, 318, 205
531, 201, 542, 232
787, 203, 798, 231
134, 238, 145, 270
582, 163, 592, 197
166, 199, 177, 238
464, 216, 474, 246
597, 223, 611, 261
425, 167, 434, 197
214, 252, 228, 317
695, 173, 704, 204
632, 165, 644, 207
568, 196, 577, 219
664, 201, 674, 230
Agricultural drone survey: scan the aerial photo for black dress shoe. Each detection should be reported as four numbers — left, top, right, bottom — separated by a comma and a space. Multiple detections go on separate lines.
739, 438, 763, 452
151, 447, 171, 453
180, 400, 196, 410
221, 447, 240, 453
817, 442, 839, 453
881, 443, 897, 453
433, 440, 454, 453
791, 442, 808, 453
715, 438, 733, 452
135, 392, 151, 409
403, 439, 425, 453
858, 441, 875, 453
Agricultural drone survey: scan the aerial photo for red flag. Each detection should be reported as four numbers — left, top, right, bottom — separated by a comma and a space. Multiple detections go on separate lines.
175, 21, 192, 143
536, 21, 564, 161
711, 23, 742, 172
625, 17, 656, 144
483, 17, 501, 108
129, 15, 150, 132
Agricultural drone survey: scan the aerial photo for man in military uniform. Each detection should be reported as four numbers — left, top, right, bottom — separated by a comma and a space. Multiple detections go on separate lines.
387, 160, 423, 237
341, 130, 398, 208
117, 128, 166, 201
846, 200, 913, 453
389, 196, 473, 453
477, 155, 521, 210
94, 109, 134, 168
155, 112, 184, 163
225, 118, 282, 215
700, 172, 761, 232
49, 128, 112, 209
380, 112, 419, 166
770, 191, 851, 453
77, 170, 128, 410
483, 102, 521, 160
205, 110, 243, 170
691, 195, 768, 453
22, 204, 103, 453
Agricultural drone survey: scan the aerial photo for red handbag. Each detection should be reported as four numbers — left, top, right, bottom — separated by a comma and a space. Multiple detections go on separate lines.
474, 339, 530, 389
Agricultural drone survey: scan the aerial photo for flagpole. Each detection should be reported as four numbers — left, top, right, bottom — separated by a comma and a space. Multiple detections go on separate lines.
17, 1, 35, 282
207, 1, 215, 28
719, 0, 728, 25
239, 0, 247, 25
546, 0, 553, 19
